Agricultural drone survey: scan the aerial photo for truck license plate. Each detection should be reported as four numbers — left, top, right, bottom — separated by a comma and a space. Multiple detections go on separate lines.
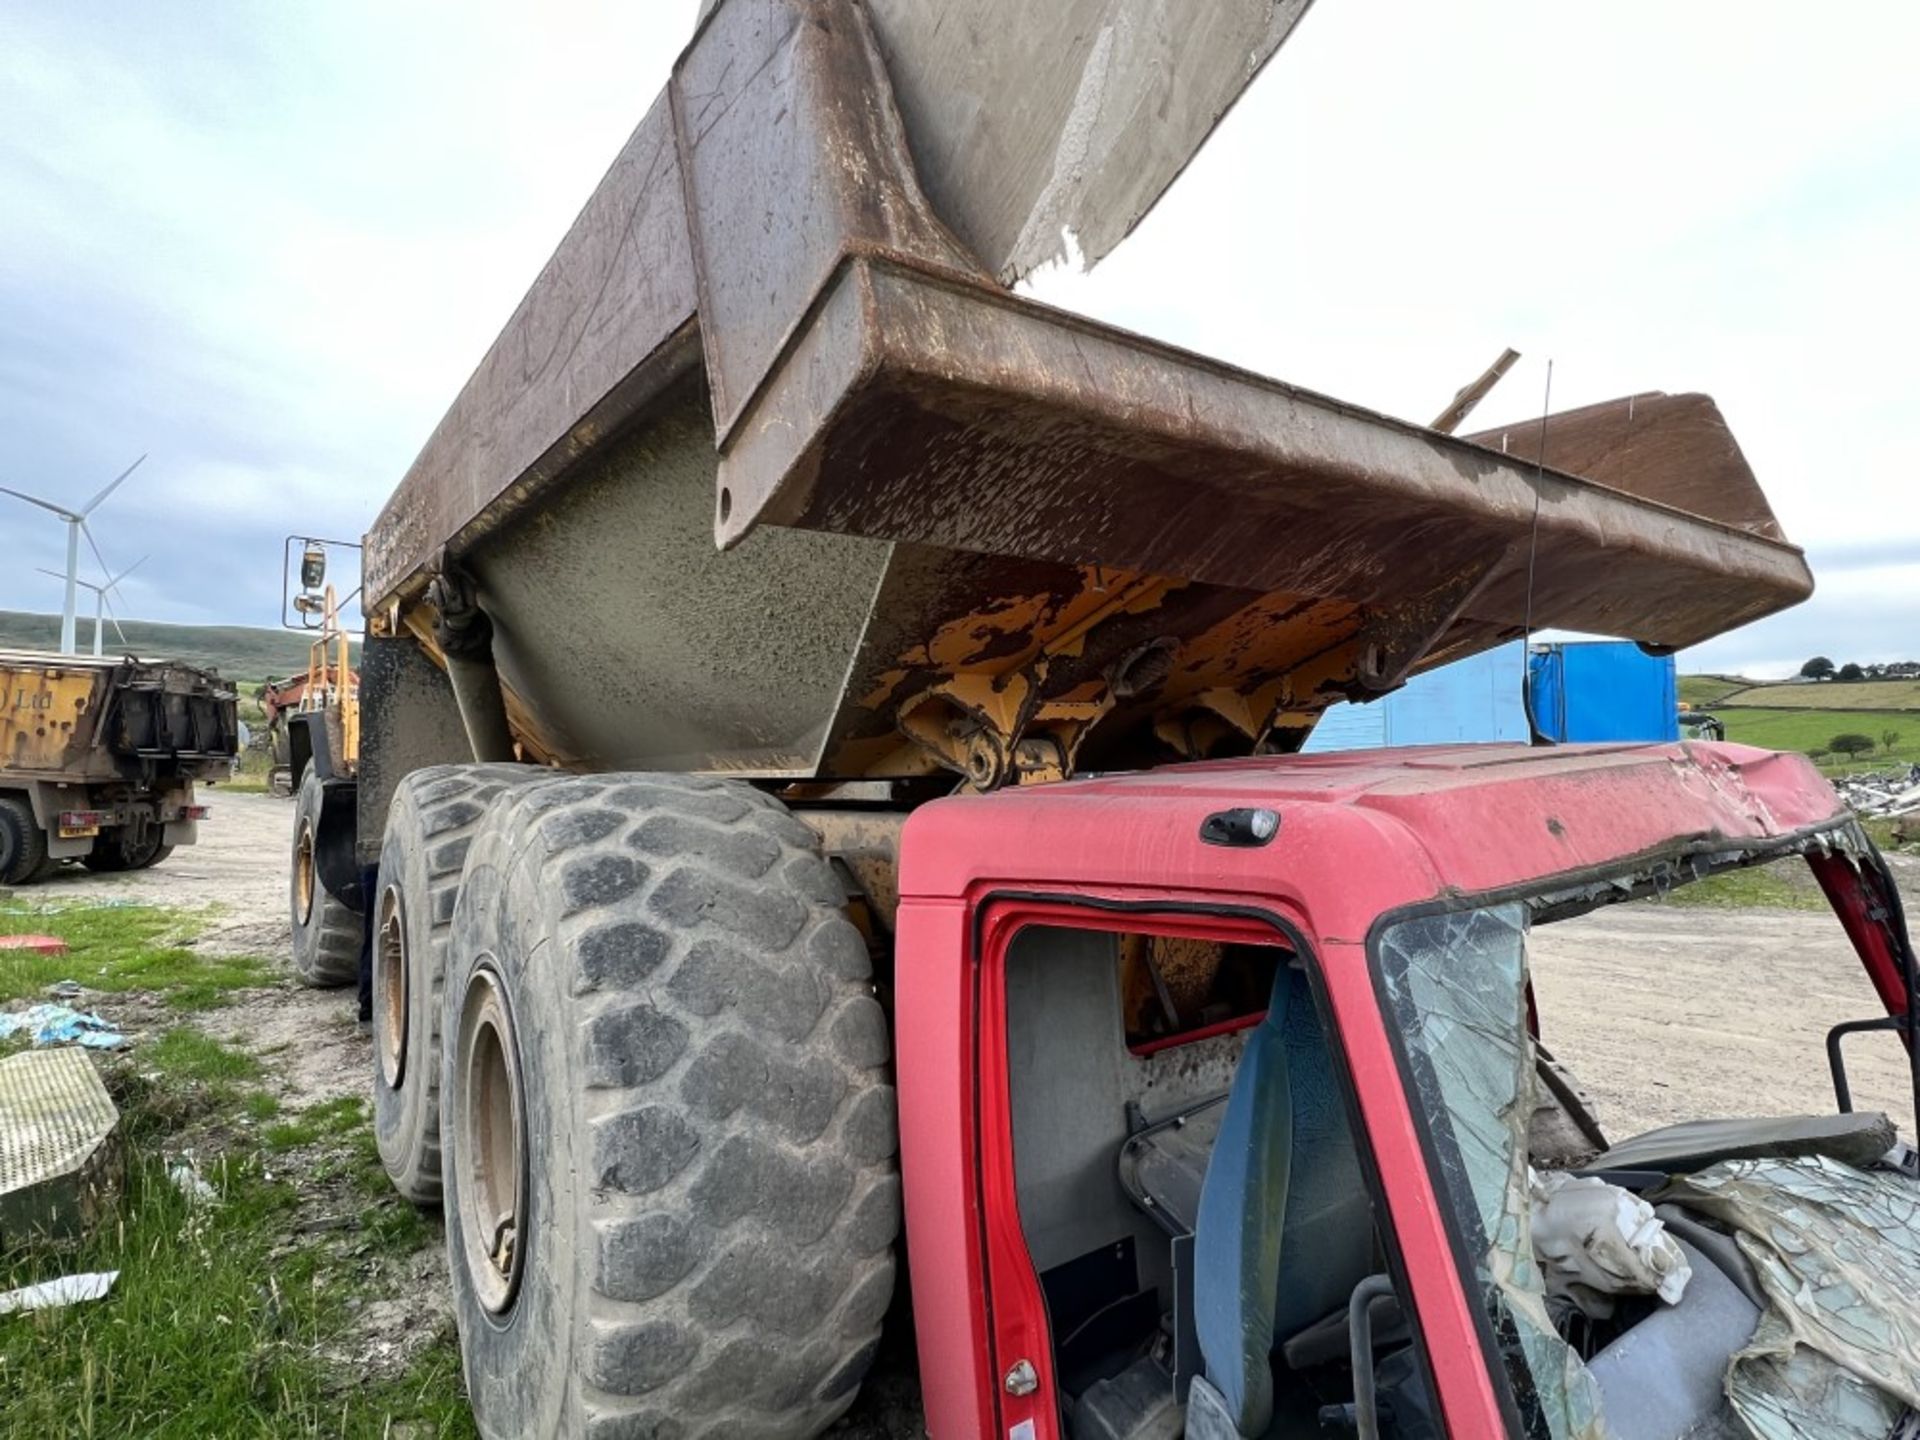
58, 824, 99, 839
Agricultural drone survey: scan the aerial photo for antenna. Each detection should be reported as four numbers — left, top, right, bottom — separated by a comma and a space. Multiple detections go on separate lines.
1, 455, 147, 654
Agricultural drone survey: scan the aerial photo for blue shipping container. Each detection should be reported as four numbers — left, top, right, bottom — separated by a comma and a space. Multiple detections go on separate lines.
1526, 642, 1679, 743
1304, 640, 1679, 752
1303, 642, 1529, 751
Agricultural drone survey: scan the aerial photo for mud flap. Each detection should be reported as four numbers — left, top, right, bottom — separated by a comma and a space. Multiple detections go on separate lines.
314, 779, 363, 914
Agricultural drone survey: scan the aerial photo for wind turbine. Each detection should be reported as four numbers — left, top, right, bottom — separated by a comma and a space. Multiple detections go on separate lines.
1, 455, 146, 654
35, 556, 145, 657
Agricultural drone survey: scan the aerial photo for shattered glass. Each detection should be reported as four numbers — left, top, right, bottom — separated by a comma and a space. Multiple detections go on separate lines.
1376, 905, 1609, 1440
1381, 889, 1920, 1440
1659, 1156, 1920, 1440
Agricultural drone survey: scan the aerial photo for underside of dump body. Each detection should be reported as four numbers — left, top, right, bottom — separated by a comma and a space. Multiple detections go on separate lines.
360, 0, 1811, 791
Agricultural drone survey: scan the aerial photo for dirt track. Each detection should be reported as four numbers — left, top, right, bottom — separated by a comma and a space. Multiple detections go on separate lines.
35, 787, 368, 1108
1532, 897, 1917, 1138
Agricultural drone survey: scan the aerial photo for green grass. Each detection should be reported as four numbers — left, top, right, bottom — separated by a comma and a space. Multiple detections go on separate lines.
262, 1096, 366, 1153
0, 1073, 474, 1438
1659, 862, 1828, 911
1724, 680, 1920, 712
147, 1028, 263, 1088
1707, 707, 1920, 773
0, 903, 273, 1007
1678, 673, 1756, 706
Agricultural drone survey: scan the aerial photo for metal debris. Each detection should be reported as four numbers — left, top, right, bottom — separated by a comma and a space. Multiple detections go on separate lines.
0, 1270, 118, 1315
1839, 764, 1920, 820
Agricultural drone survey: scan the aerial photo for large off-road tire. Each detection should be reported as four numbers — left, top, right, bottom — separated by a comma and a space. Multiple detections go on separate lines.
444, 774, 900, 1439
0, 795, 50, 886
374, 763, 544, 1206
290, 770, 360, 987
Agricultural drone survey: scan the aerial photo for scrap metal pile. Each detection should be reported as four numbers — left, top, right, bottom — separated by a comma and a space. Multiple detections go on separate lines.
1838, 764, 1920, 822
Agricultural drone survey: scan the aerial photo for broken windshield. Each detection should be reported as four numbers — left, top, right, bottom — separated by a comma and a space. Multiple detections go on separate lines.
1373, 838, 1920, 1439
1375, 903, 1608, 1439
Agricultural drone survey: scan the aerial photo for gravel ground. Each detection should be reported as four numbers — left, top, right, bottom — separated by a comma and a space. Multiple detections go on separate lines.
25, 788, 1920, 1433
1532, 880, 1920, 1138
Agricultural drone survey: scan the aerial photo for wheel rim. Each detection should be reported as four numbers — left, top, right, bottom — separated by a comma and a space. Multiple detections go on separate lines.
457, 966, 526, 1316
294, 821, 317, 926
375, 885, 408, 1089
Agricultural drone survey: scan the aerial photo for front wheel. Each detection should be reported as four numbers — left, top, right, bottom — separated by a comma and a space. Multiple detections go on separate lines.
444, 773, 900, 1438
290, 771, 360, 987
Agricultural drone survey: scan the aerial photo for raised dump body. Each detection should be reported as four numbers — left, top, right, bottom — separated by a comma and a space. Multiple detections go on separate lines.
0, 650, 237, 882
354, 0, 1810, 796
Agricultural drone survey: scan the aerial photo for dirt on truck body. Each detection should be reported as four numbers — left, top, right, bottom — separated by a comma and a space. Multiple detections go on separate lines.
273, 4, 1920, 1439
0, 649, 237, 883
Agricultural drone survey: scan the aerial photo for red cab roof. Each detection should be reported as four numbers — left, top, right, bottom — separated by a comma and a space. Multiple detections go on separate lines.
899, 742, 1846, 923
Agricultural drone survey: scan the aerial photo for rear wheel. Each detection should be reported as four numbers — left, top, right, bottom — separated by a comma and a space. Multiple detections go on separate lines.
373, 763, 543, 1206
82, 827, 168, 873
290, 770, 360, 987
444, 773, 899, 1439
0, 796, 49, 886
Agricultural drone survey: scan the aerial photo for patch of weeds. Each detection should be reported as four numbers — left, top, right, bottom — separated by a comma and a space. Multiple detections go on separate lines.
358, 1331, 479, 1439
264, 1096, 367, 1153
361, 1195, 436, 1255
0, 901, 273, 1005
147, 1028, 263, 1101
1659, 863, 1827, 911
1861, 816, 1908, 853
243, 1091, 281, 1122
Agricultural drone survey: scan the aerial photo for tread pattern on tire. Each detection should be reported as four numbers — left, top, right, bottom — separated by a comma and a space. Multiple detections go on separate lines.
450, 773, 900, 1440
375, 762, 543, 1204
0, 795, 49, 886
290, 771, 361, 987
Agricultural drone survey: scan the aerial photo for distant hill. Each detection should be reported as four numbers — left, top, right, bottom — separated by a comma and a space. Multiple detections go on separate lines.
0, 609, 355, 681
1678, 674, 1759, 707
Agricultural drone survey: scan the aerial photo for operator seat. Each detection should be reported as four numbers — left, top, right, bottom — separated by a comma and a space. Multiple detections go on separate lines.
1188, 962, 1374, 1437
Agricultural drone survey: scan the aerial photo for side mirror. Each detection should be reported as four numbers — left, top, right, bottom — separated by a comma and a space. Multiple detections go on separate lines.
281, 535, 364, 634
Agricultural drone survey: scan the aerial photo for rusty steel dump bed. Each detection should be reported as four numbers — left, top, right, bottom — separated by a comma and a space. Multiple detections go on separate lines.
1, 650, 237, 785
363, 0, 1811, 786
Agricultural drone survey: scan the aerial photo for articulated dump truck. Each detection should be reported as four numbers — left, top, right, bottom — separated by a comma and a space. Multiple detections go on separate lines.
1, 651, 235, 884
289, 3, 1920, 1437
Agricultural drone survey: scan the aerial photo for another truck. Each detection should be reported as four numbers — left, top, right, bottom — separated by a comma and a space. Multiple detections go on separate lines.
0, 650, 236, 883
285, 3, 1920, 1437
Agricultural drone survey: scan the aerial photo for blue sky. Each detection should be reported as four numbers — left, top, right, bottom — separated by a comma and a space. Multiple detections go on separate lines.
2, 2, 1914, 679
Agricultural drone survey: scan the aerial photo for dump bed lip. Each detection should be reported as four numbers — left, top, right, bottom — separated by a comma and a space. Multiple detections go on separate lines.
0, 649, 126, 669
751, 257, 1811, 561
0, 650, 233, 682
728, 256, 1811, 600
